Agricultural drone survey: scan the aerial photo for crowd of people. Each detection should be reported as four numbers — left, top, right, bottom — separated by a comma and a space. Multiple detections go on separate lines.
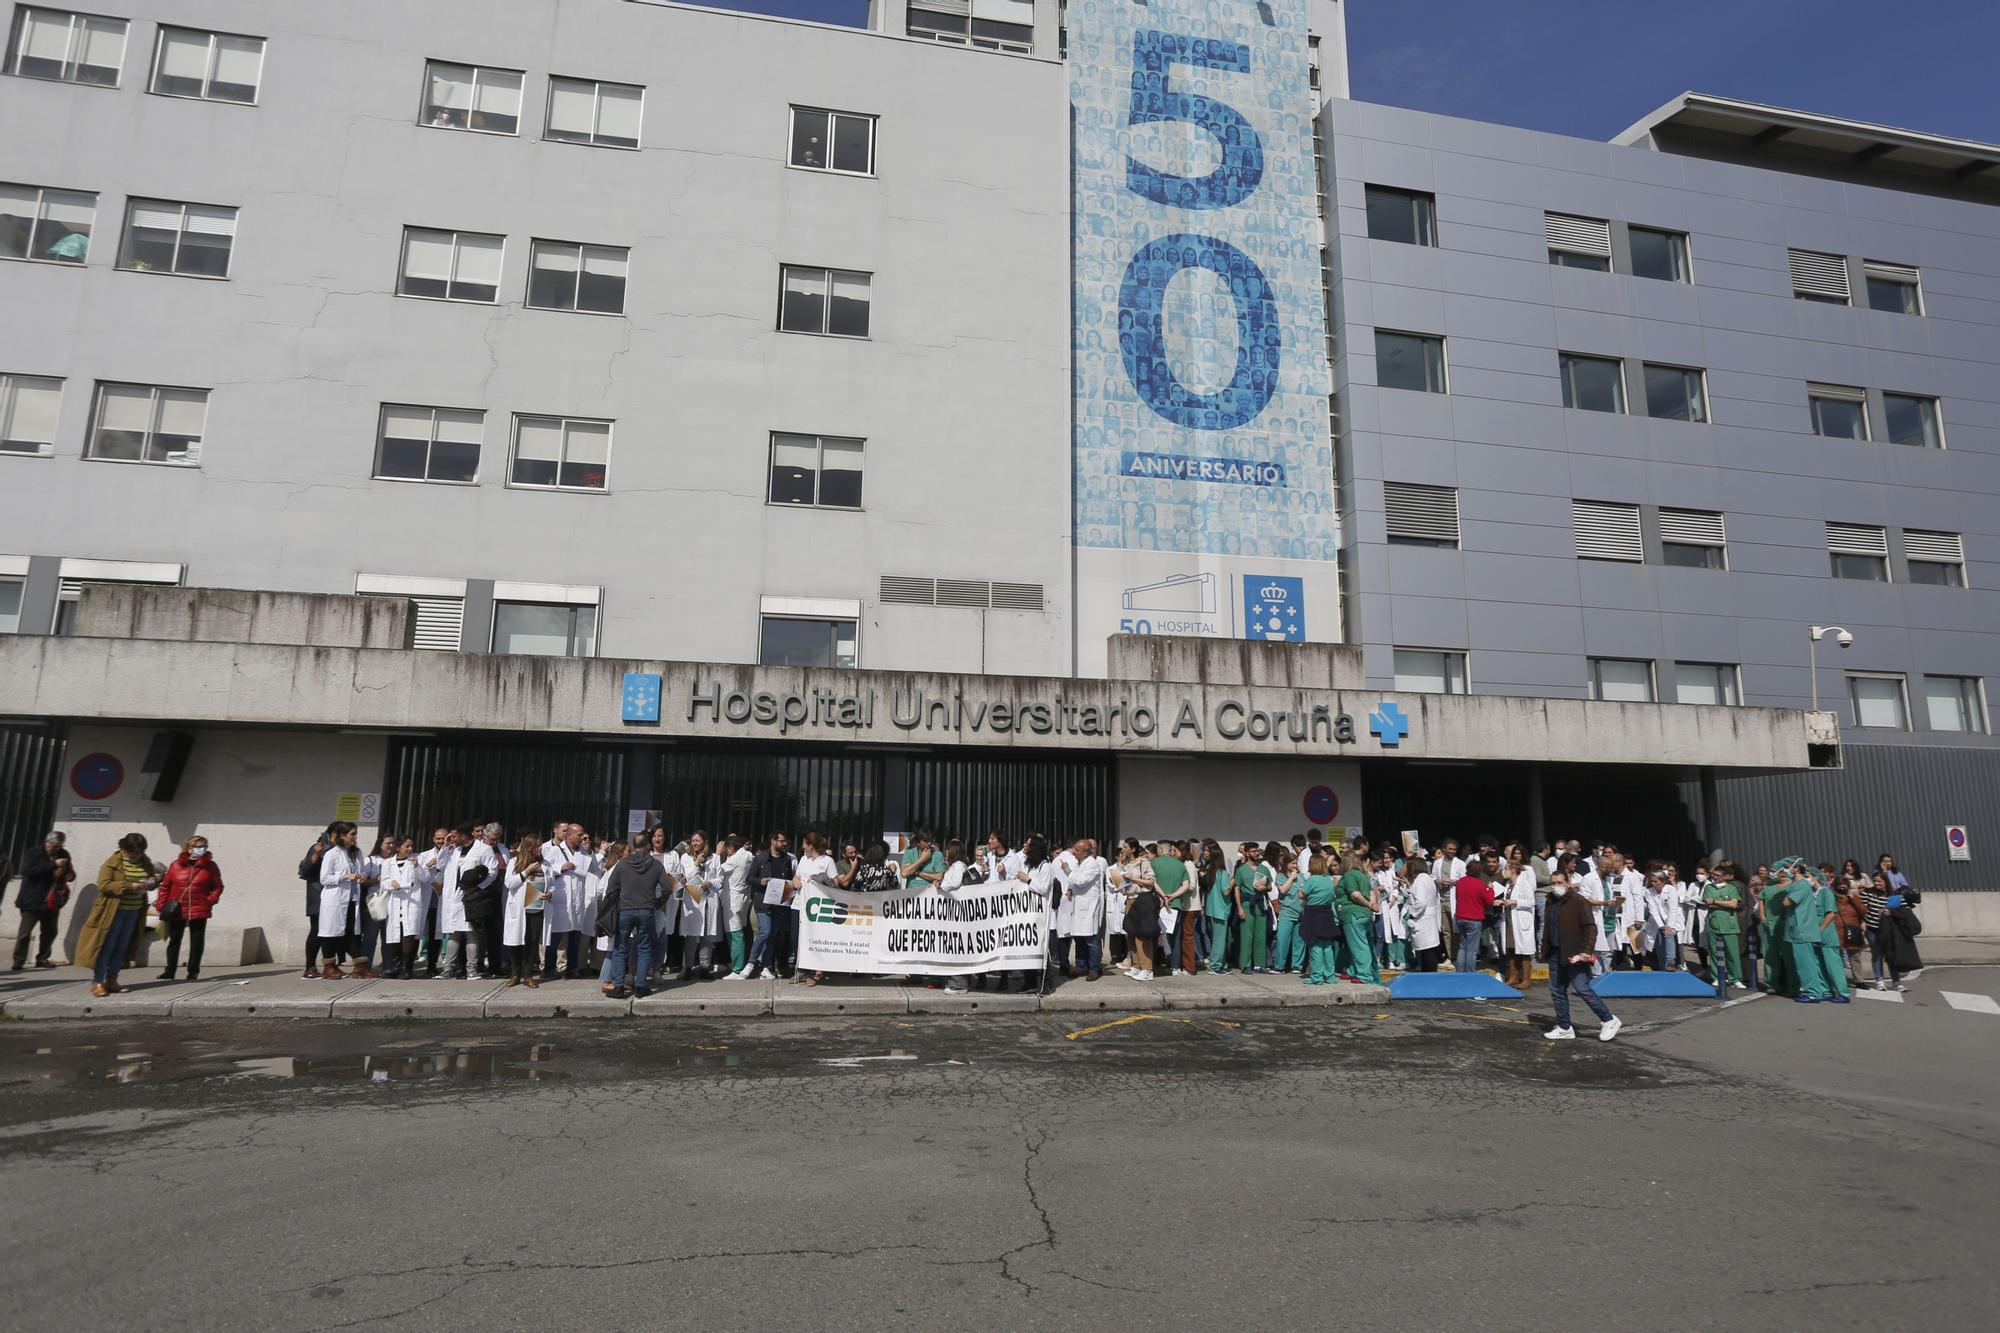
6, 822, 1928, 1030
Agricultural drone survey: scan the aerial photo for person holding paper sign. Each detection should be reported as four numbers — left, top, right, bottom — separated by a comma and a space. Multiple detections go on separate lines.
672, 831, 724, 982
735, 831, 795, 981
791, 832, 838, 986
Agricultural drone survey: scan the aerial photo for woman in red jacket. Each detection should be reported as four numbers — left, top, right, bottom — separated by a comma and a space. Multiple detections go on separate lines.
156, 835, 225, 982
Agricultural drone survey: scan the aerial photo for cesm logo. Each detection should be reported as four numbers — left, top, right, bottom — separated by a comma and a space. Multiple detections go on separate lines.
804, 896, 874, 926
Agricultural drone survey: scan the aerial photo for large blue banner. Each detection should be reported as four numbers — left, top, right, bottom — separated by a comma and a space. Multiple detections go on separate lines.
1070, 0, 1337, 672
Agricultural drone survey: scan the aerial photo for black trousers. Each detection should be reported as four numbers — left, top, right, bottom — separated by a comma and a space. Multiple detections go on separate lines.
12, 907, 59, 967
164, 918, 206, 975
509, 914, 545, 979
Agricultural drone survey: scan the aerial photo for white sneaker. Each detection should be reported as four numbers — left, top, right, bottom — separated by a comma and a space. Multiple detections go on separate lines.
1543, 1026, 1576, 1040
723, 971, 748, 982
1599, 1016, 1622, 1042
1133, 970, 1153, 982
1731, 982, 1747, 990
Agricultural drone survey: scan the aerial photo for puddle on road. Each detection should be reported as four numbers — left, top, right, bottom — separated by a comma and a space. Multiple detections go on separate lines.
12, 1042, 574, 1085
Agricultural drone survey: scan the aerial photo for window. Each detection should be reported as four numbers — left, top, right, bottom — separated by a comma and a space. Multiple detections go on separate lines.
0, 182, 94, 263
0, 373, 61, 455
1863, 261, 1922, 316
374, 404, 482, 484
1374, 331, 1446, 393
1641, 363, 1707, 422
1383, 482, 1459, 548
149, 25, 262, 103
779, 265, 870, 337
356, 574, 464, 651
908, 3, 1033, 53
87, 382, 206, 465
1560, 353, 1625, 413
1393, 648, 1467, 695
1589, 657, 1655, 703
527, 240, 627, 314
1364, 185, 1436, 246
5, 6, 124, 85
398, 227, 502, 303
1572, 500, 1643, 562
0, 574, 20, 633
510, 414, 608, 491
1883, 393, 1943, 449
1808, 383, 1868, 440
790, 106, 875, 174
545, 76, 642, 148
760, 616, 857, 669
878, 576, 1045, 611
1545, 213, 1611, 271
54, 561, 180, 634
1847, 673, 1909, 730
1658, 508, 1726, 570
118, 199, 235, 277
1922, 675, 1985, 734
1628, 226, 1691, 283
1826, 521, 1889, 581
493, 601, 597, 657
769, 432, 863, 508
1903, 530, 1966, 587
421, 60, 522, 134
1789, 248, 1851, 304
1674, 662, 1740, 707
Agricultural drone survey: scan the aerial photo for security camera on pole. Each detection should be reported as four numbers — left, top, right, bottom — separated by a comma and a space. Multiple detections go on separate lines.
1807, 625, 1854, 714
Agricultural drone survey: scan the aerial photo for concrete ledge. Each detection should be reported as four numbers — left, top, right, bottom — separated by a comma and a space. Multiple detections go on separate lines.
0, 965, 1392, 1018
771, 984, 911, 1016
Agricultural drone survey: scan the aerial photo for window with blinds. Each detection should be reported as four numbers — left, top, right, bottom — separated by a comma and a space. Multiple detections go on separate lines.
410, 597, 466, 651
6, 6, 126, 86
545, 77, 643, 149
1546, 213, 1611, 270
1827, 521, 1889, 581
1789, 248, 1851, 304
150, 26, 263, 103
1863, 261, 1923, 315
1384, 482, 1459, 548
1572, 500, 1644, 562
1903, 529, 1966, 587
877, 576, 1046, 612
1659, 508, 1726, 569
0, 373, 61, 456
118, 199, 237, 278
399, 227, 503, 304
87, 382, 207, 466
55, 573, 181, 635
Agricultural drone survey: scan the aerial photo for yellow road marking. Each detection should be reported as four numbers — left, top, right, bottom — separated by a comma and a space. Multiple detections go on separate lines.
1214, 1019, 1243, 1029
1439, 1009, 1534, 1025
1063, 1013, 1194, 1041
694, 1044, 729, 1051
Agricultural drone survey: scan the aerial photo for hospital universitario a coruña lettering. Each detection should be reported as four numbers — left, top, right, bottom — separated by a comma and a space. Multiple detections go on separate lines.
684, 679, 1366, 745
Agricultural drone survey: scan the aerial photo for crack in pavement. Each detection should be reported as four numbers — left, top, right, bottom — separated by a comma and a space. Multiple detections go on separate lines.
1303, 1198, 1620, 1230
1744, 1274, 1945, 1297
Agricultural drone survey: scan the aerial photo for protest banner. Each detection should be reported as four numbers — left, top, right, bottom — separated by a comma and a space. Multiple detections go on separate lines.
796, 878, 1052, 976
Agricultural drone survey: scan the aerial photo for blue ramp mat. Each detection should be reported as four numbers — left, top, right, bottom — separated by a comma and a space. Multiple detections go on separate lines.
1588, 972, 1717, 999
1388, 972, 1523, 1000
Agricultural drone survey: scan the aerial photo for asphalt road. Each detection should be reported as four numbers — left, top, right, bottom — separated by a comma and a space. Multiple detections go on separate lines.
2, 968, 1997, 1331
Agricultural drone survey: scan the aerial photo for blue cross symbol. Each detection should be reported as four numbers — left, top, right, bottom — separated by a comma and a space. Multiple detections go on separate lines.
622, 673, 662, 723
1368, 701, 1410, 747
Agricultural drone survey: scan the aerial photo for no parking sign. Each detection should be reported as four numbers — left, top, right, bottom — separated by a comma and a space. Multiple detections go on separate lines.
1946, 825, 1970, 862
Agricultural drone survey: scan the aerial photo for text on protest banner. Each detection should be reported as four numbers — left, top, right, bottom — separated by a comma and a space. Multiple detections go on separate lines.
796, 880, 1053, 976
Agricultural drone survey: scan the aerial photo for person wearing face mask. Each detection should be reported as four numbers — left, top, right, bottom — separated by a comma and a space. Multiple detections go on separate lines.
1543, 868, 1620, 1041
153, 835, 225, 982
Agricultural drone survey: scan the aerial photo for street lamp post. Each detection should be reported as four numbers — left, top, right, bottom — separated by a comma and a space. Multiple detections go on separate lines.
1807, 624, 1853, 714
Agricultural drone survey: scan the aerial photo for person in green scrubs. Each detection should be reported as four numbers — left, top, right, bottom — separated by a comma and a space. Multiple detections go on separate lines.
1757, 874, 1795, 997
1270, 850, 1305, 973
1300, 855, 1341, 985
1231, 843, 1271, 974
1703, 866, 1746, 992
1203, 846, 1234, 974
1334, 851, 1380, 984
1782, 868, 1833, 1002
1814, 875, 1852, 1002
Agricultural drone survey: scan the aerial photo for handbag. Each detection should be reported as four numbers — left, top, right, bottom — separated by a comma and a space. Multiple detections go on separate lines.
158, 897, 185, 922
365, 889, 390, 921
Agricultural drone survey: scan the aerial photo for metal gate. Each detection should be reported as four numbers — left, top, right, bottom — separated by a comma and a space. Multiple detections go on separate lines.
905, 752, 1112, 849
0, 723, 65, 863
652, 749, 882, 847
380, 737, 629, 845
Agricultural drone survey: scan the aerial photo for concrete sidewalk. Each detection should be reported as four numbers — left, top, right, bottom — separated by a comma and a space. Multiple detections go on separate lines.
0, 965, 1390, 1020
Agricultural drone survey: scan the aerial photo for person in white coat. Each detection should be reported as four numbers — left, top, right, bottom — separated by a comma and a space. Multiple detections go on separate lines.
415, 827, 453, 978
1400, 856, 1443, 972
672, 831, 725, 981
1019, 835, 1068, 990
1645, 866, 1685, 971
1576, 855, 1617, 977
501, 835, 547, 987
1055, 838, 1108, 980
539, 824, 596, 979
718, 835, 756, 976
1503, 846, 1538, 989
446, 823, 503, 980
380, 836, 429, 978
315, 822, 375, 980
1374, 851, 1407, 971
790, 832, 839, 986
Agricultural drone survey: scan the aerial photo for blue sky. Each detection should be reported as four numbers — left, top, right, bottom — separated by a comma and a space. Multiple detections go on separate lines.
702, 0, 2000, 143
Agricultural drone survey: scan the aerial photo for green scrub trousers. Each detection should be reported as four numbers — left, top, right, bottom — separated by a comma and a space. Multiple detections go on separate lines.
1384, 933, 1407, 969
1273, 916, 1304, 972
1236, 913, 1269, 971
1206, 915, 1232, 972
1790, 941, 1833, 998
1340, 916, 1380, 984
1303, 939, 1339, 985
1711, 931, 1743, 985
1760, 924, 1793, 995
